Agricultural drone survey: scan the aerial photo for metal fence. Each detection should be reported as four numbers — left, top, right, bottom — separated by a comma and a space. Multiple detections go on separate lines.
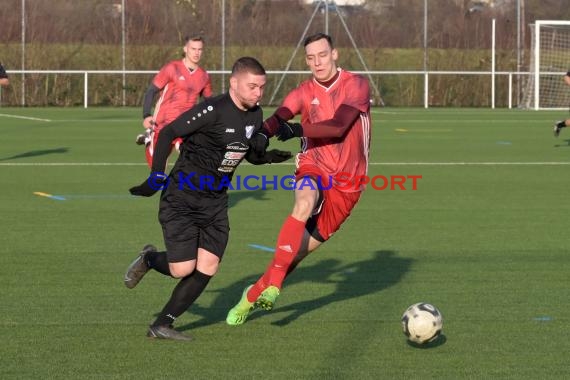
0, 69, 539, 109
1, 0, 568, 108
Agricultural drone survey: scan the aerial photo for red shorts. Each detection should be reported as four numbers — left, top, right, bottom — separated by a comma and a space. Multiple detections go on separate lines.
145, 127, 183, 168
295, 165, 362, 242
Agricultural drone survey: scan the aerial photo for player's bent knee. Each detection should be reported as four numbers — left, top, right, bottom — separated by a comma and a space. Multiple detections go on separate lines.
169, 261, 196, 278
195, 257, 220, 276
307, 237, 323, 253
196, 262, 219, 277
291, 197, 317, 221
195, 249, 220, 276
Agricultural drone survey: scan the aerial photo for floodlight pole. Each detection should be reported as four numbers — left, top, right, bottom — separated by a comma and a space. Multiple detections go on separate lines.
423, 0, 427, 71
268, 1, 322, 105
516, 0, 520, 106
516, 0, 525, 107
325, 0, 329, 35
221, 0, 226, 93
121, 0, 126, 106
269, 0, 383, 105
21, 0, 25, 106
333, 2, 383, 105
423, 0, 428, 108
491, 19, 496, 109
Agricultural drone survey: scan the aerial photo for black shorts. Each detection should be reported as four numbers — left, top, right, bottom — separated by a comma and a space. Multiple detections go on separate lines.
158, 189, 229, 263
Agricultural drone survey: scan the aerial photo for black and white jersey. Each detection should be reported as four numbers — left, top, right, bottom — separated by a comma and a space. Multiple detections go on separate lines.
152, 92, 263, 194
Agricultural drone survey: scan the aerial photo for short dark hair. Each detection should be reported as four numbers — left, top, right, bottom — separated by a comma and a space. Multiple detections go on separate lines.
231, 56, 266, 76
184, 35, 204, 44
304, 33, 334, 49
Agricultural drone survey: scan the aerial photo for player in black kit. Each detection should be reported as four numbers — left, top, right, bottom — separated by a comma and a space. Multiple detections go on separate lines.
125, 57, 291, 341
553, 70, 570, 137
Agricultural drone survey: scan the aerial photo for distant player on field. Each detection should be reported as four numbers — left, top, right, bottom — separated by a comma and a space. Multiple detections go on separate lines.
0, 62, 9, 87
553, 70, 570, 137
138, 36, 212, 167
226, 32, 372, 325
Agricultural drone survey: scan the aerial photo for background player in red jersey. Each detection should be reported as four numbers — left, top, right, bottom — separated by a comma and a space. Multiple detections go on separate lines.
137, 35, 213, 167
226, 32, 372, 325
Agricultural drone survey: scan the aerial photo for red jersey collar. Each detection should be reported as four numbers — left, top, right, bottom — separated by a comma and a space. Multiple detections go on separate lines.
314, 68, 342, 90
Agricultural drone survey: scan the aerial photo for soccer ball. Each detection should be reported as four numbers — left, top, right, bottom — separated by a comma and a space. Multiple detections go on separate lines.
401, 302, 443, 344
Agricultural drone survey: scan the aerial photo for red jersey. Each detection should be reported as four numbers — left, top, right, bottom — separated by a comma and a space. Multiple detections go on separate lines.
152, 60, 212, 129
281, 69, 371, 192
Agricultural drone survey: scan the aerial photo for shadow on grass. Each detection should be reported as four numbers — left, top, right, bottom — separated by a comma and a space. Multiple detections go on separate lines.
0, 147, 69, 161
406, 334, 447, 349
178, 249, 411, 331
553, 139, 570, 147
228, 189, 271, 209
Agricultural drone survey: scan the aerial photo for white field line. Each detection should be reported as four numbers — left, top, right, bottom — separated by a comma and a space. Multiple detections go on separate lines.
0, 114, 551, 124
384, 119, 551, 123
41, 119, 139, 122
0, 113, 52, 122
1, 162, 569, 166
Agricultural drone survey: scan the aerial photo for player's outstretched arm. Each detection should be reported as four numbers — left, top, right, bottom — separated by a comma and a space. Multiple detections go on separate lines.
142, 84, 159, 128
129, 104, 213, 196
263, 106, 295, 137
248, 131, 270, 157
245, 149, 292, 165
275, 120, 303, 141
128, 126, 174, 197
129, 172, 168, 197
129, 119, 190, 197
275, 104, 361, 141
150, 104, 214, 173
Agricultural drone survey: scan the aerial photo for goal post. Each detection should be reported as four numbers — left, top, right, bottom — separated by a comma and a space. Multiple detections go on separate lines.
522, 20, 570, 110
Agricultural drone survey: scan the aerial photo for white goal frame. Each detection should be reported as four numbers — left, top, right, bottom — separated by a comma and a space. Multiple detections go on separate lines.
528, 20, 570, 110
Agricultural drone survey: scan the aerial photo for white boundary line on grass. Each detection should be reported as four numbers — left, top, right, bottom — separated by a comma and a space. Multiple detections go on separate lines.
0, 113, 52, 122
1, 162, 570, 166
0, 162, 146, 166
372, 162, 570, 165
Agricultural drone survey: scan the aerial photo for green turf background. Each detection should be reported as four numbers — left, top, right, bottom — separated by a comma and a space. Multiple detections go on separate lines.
0, 107, 568, 379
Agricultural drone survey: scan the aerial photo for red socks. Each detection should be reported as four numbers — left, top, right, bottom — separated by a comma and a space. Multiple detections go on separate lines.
247, 215, 306, 301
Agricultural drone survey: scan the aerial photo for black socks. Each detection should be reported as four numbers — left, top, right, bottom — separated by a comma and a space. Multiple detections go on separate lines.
145, 251, 171, 276
152, 270, 212, 327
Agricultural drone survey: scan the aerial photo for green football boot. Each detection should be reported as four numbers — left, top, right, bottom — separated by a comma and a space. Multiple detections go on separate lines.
255, 285, 280, 311
226, 285, 255, 326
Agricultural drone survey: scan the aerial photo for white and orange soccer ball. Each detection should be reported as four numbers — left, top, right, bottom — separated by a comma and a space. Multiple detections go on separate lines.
401, 302, 443, 344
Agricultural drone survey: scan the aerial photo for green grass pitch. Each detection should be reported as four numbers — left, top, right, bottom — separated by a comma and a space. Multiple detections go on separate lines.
0, 107, 568, 379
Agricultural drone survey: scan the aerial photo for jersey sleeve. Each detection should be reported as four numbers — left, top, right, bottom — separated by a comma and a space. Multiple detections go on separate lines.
259, 87, 302, 136
343, 75, 370, 113
152, 63, 174, 90
301, 104, 361, 139
281, 87, 304, 116
201, 73, 213, 98
263, 106, 294, 136
151, 101, 216, 173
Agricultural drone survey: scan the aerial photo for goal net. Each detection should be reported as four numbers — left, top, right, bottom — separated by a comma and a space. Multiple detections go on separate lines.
521, 20, 570, 110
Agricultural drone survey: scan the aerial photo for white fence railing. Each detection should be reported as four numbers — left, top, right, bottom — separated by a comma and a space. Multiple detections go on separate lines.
2, 69, 535, 109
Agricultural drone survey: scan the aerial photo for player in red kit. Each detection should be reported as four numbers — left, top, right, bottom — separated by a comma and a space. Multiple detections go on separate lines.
226, 32, 371, 325
137, 36, 212, 167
